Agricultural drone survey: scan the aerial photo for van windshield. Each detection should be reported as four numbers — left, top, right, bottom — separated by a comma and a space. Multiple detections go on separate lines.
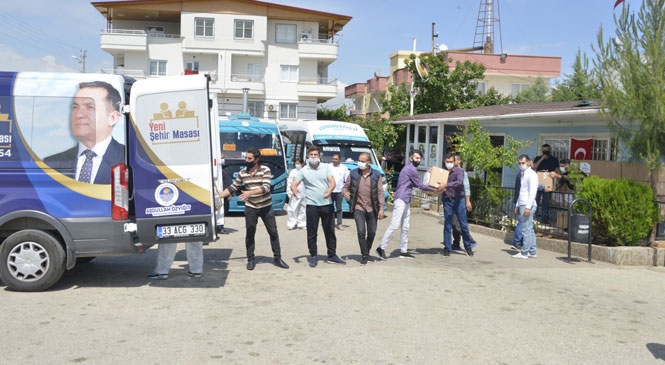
320, 146, 378, 166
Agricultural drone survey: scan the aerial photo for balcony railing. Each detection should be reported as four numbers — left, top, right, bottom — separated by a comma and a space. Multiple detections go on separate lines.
299, 76, 336, 85
230, 73, 264, 82
100, 68, 146, 78
102, 29, 180, 38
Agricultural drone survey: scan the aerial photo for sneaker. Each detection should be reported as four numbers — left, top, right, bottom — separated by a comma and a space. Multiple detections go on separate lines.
527, 253, 538, 258
376, 247, 387, 260
512, 252, 529, 259
147, 273, 168, 280
360, 256, 369, 266
336, 224, 344, 231
511, 244, 523, 251
187, 271, 202, 278
451, 245, 463, 251
399, 252, 415, 259
326, 255, 347, 265
443, 248, 451, 257
308, 255, 318, 268
470, 242, 478, 249
287, 226, 296, 230
366, 255, 376, 262
465, 248, 474, 257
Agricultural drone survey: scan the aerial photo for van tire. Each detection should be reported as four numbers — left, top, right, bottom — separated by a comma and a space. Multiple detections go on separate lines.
0, 229, 66, 292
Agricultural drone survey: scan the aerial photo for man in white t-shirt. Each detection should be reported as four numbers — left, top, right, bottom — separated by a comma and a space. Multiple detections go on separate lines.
330, 153, 349, 230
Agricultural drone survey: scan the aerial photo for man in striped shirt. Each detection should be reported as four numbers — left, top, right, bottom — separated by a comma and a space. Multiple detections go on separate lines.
219, 147, 289, 271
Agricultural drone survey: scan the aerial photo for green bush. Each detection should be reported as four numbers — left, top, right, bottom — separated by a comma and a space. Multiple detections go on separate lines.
577, 176, 659, 246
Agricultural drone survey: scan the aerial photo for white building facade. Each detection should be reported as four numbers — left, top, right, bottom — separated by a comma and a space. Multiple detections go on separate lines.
93, 0, 351, 120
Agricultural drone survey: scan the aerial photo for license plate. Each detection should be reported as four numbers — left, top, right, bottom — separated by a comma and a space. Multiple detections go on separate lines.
157, 223, 206, 238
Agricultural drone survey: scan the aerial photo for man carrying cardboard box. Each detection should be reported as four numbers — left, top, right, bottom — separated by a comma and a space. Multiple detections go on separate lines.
532, 144, 560, 224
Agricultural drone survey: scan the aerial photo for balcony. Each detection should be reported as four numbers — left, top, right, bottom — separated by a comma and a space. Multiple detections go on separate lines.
100, 29, 181, 52
228, 73, 265, 93
298, 77, 337, 101
298, 37, 339, 61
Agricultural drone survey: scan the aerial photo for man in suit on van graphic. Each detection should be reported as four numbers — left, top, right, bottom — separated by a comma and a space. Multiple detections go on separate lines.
44, 81, 124, 184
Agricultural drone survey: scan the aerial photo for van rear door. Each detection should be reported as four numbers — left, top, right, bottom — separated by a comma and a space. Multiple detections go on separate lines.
127, 75, 215, 244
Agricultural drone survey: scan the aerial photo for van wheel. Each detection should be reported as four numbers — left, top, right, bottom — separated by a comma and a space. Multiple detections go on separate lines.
0, 230, 66, 292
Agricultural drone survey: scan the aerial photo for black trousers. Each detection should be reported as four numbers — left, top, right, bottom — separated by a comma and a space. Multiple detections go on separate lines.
306, 204, 337, 257
353, 209, 378, 258
244, 205, 281, 260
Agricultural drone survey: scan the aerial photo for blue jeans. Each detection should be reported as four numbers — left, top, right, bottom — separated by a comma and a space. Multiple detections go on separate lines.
443, 197, 472, 250
513, 215, 524, 245
517, 205, 536, 255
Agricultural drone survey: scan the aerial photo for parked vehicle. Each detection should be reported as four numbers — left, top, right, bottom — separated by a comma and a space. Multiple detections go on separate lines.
0, 72, 217, 291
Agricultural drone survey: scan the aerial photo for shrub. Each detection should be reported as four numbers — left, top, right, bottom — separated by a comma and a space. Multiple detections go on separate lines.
577, 176, 659, 246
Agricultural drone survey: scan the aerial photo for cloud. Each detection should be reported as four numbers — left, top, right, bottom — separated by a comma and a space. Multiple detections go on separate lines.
0, 44, 77, 73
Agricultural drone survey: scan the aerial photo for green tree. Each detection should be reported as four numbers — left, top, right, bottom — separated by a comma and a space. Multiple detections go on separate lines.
469, 87, 513, 108
449, 120, 530, 226
551, 50, 602, 102
350, 113, 403, 158
317, 105, 347, 121
381, 83, 411, 119
514, 76, 550, 103
593, 0, 665, 244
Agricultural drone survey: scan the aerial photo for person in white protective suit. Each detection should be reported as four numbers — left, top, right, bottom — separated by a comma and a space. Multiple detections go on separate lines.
147, 242, 204, 280
286, 159, 306, 230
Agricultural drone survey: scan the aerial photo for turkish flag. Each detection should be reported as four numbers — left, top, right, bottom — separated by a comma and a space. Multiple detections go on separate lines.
571, 138, 593, 160
614, 0, 624, 8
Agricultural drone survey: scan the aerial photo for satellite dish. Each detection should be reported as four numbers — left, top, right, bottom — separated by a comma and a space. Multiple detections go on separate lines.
415, 57, 428, 79
438, 44, 448, 52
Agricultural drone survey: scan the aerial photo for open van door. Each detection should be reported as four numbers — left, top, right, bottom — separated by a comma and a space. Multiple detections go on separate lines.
127, 75, 216, 244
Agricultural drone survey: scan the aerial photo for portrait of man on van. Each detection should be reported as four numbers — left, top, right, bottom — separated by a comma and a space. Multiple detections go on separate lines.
44, 81, 124, 184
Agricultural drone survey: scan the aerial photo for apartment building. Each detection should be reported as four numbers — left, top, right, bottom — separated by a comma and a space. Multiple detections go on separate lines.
345, 50, 561, 116
92, 0, 351, 120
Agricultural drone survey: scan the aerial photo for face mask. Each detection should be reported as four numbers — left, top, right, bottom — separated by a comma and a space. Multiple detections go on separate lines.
560, 167, 567, 174
411, 160, 420, 167
445, 162, 454, 170
519, 163, 529, 171
246, 161, 256, 169
542, 150, 550, 155
308, 157, 320, 166
295, 165, 302, 170
357, 162, 368, 170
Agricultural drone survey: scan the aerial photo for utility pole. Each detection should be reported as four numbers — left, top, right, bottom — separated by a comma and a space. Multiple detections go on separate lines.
73, 50, 87, 73
431, 23, 438, 54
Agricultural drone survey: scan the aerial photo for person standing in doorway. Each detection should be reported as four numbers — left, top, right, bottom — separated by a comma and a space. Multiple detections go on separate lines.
532, 144, 559, 224
376, 149, 444, 260
291, 146, 346, 267
343, 152, 385, 265
218, 148, 289, 271
330, 153, 349, 230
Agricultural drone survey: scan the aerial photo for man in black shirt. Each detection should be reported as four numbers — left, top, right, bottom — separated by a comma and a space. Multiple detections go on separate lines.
532, 144, 560, 224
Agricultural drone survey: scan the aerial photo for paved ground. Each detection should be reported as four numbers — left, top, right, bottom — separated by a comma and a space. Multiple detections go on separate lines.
2, 210, 665, 364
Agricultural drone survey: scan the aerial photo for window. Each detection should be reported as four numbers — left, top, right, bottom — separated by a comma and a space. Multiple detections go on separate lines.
280, 65, 298, 82
247, 101, 265, 117
280, 103, 297, 119
146, 26, 164, 37
195, 18, 214, 37
149, 60, 166, 76
234, 19, 253, 39
275, 23, 297, 43
510, 83, 531, 97
473, 81, 487, 95
541, 136, 615, 161
248, 64, 262, 82
185, 61, 199, 71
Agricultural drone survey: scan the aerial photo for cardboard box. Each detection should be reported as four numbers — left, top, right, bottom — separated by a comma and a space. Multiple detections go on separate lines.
537, 171, 554, 192
423, 166, 449, 188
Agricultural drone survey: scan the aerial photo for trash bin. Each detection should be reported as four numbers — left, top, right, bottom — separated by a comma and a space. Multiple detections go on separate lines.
569, 213, 591, 243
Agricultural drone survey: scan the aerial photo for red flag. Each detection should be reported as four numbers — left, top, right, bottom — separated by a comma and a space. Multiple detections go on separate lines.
614, 0, 624, 9
570, 139, 593, 160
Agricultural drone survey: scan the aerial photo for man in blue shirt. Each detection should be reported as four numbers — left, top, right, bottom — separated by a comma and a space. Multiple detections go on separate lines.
441, 154, 475, 257
376, 149, 445, 259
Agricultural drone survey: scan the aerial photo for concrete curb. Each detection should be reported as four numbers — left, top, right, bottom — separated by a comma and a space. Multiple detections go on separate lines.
414, 206, 665, 267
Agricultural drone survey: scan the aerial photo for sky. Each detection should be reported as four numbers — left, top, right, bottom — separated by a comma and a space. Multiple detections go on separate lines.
0, 0, 627, 92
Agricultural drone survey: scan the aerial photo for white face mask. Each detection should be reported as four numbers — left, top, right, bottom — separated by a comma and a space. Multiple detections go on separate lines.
357, 162, 368, 170
295, 165, 302, 170
560, 167, 567, 174
445, 162, 454, 170
519, 163, 529, 171
308, 157, 320, 166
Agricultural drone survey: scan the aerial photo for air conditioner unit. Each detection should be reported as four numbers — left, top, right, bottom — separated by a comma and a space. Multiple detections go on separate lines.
301, 33, 312, 42
266, 104, 277, 112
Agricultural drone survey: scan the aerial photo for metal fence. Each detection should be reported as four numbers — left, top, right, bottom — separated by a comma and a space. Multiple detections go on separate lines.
414, 185, 665, 241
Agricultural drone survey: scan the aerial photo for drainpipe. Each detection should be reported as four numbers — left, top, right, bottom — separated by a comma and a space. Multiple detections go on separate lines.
242, 88, 249, 114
